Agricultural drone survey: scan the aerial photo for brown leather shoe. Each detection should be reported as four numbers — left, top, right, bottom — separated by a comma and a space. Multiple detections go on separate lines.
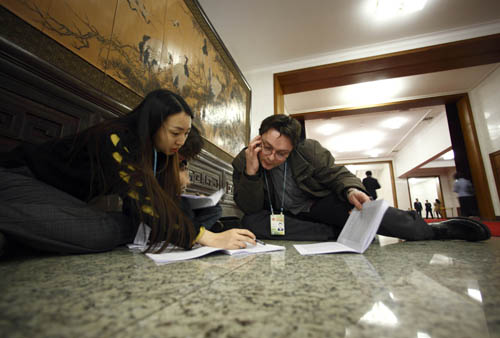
430, 217, 491, 241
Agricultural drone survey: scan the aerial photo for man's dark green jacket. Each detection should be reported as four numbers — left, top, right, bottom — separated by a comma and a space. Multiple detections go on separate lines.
232, 139, 367, 215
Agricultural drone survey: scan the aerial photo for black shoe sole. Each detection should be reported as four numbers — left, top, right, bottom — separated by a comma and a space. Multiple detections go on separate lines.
448, 217, 491, 241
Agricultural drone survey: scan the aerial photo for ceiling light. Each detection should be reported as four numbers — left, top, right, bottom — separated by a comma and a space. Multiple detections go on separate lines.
442, 150, 454, 160
316, 123, 342, 136
328, 130, 385, 153
380, 116, 408, 129
375, 0, 427, 18
341, 78, 403, 106
366, 148, 383, 157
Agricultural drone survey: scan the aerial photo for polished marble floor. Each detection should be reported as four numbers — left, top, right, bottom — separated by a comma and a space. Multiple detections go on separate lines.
1, 236, 499, 338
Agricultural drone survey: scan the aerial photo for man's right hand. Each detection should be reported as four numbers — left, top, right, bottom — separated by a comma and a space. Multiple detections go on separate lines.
245, 135, 262, 176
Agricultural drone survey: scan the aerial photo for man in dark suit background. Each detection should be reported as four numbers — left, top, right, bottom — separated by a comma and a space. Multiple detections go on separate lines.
414, 198, 423, 217
362, 171, 381, 200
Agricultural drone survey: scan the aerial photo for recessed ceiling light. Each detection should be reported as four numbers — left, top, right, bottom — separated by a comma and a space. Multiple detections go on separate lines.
375, 0, 427, 19
328, 130, 385, 153
442, 150, 454, 160
316, 123, 342, 136
341, 78, 403, 106
381, 116, 408, 129
366, 148, 383, 157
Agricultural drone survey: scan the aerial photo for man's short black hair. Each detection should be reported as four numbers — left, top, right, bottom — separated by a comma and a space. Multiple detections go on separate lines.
366, 171, 372, 176
258, 114, 302, 147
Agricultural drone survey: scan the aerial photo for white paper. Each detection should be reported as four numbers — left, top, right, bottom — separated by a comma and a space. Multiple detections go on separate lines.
294, 241, 359, 255
133, 223, 151, 246
145, 242, 285, 264
294, 199, 389, 255
181, 189, 224, 209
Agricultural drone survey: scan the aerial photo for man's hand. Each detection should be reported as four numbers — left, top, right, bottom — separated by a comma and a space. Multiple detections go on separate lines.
245, 135, 262, 176
196, 228, 257, 249
179, 169, 190, 193
347, 188, 371, 210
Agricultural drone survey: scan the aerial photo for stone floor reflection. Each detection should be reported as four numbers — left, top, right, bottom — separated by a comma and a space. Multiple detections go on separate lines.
1, 236, 499, 338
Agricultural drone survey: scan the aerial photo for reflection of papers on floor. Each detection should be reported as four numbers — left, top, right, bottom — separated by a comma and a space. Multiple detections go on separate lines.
145, 242, 286, 264
181, 189, 224, 209
376, 235, 404, 247
294, 199, 389, 255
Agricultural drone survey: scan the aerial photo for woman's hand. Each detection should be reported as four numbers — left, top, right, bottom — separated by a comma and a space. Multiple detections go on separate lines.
245, 135, 262, 176
196, 228, 257, 249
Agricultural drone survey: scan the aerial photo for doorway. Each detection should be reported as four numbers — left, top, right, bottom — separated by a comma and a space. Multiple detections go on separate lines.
342, 161, 397, 208
407, 176, 447, 218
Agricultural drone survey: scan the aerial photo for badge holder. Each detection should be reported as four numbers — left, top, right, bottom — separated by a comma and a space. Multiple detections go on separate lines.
264, 162, 287, 236
270, 213, 285, 235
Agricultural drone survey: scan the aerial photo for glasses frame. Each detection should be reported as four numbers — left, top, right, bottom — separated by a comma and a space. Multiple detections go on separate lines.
260, 138, 292, 161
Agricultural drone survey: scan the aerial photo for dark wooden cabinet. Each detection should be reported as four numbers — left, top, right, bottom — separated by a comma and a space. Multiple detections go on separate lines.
0, 37, 242, 217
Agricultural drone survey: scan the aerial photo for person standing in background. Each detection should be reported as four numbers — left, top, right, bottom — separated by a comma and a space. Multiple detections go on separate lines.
425, 200, 433, 219
414, 198, 423, 217
453, 172, 479, 217
434, 199, 442, 218
362, 170, 381, 200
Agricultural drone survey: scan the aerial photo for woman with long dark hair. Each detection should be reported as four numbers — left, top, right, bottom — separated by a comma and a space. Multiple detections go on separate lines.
0, 89, 255, 256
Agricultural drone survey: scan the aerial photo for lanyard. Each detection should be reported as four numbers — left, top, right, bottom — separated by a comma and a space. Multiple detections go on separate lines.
153, 148, 158, 177
263, 161, 287, 214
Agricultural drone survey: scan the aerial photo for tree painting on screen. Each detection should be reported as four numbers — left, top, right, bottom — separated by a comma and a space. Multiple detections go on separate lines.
3, 0, 250, 157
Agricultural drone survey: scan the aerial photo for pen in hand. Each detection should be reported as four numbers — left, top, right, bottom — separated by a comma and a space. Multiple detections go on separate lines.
255, 239, 266, 245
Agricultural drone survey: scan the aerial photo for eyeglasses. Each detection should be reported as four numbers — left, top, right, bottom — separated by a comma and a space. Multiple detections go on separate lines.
261, 141, 291, 161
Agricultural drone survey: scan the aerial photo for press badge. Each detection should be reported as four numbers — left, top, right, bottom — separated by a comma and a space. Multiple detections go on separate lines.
270, 213, 285, 235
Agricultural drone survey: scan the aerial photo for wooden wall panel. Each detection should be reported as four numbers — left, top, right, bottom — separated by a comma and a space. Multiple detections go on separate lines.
456, 95, 495, 219
0, 34, 241, 217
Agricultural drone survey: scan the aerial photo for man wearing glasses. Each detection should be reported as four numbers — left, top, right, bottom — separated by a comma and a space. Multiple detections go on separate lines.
231, 114, 490, 242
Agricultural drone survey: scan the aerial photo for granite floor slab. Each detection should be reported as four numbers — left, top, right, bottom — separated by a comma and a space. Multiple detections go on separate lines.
1, 237, 499, 338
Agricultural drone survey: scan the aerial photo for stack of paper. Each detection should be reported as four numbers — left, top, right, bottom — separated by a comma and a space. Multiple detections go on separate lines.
294, 199, 389, 255
145, 242, 286, 264
181, 189, 224, 209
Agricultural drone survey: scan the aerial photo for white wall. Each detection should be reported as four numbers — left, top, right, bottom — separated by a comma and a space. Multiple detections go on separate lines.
378, 165, 393, 205
395, 178, 411, 211
468, 65, 500, 216
393, 111, 452, 177
246, 71, 274, 138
